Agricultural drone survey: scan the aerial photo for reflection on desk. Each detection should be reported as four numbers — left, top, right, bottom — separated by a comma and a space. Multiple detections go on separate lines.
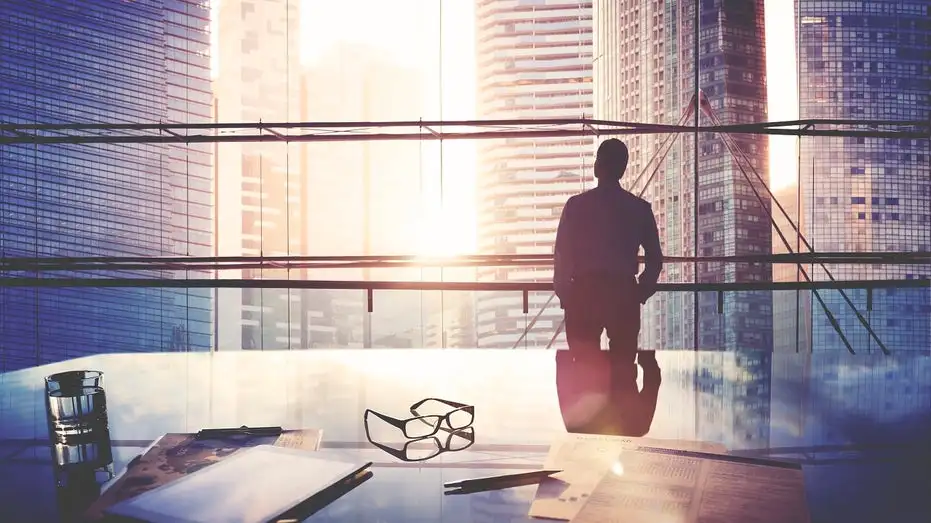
556, 350, 661, 437
0, 349, 928, 523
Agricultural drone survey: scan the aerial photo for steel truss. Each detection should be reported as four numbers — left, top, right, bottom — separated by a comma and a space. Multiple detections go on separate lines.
0, 118, 928, 145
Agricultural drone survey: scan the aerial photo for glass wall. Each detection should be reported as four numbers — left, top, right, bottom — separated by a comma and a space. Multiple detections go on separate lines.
0, 0, 928, 371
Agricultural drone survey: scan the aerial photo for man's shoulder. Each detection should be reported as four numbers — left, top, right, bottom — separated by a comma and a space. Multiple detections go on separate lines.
618, 188, 653, 211
565, 190, 589, 207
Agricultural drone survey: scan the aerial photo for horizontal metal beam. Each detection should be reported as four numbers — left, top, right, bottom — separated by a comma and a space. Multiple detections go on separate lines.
0, 118, 926, 145
0, 252, 927, 272
0, 278, 927, 291
5, 117, 926, 131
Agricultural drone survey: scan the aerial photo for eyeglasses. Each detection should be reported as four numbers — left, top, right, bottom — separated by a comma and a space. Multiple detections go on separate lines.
364, 397, 474, 439
364, 425, 475, 462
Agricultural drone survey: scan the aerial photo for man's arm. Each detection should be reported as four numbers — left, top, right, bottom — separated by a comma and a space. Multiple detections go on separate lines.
553, 197, 575, 304
637, 204, 663, 303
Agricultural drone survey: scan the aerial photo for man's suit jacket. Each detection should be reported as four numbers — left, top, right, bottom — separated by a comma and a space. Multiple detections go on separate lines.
554, 183, 663, 305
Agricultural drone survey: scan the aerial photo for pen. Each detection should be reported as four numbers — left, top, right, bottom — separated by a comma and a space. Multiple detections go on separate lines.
444, 469, 562, 489
195, 425, 283, 439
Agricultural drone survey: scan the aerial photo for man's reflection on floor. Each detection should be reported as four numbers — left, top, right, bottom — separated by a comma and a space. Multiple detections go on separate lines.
555, 350, 661, 436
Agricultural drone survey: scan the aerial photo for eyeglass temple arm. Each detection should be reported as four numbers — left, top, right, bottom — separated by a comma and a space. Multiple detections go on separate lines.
364, 426, 443, 463
367, 438, 411, 462
364, 409, 406, 430
410, 397, 472, 412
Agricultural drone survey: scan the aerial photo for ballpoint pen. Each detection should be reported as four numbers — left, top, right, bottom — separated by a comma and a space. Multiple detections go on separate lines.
195, 425, 283, 439
444, 469, 562, 491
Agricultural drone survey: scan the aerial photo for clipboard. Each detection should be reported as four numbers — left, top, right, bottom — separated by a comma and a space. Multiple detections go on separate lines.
104, 445, 371, 523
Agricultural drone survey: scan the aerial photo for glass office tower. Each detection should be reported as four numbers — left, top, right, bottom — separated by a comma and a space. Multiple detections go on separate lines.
163, 0, 215, 352
0, 0, 213, 371
594, 0, 772, 351
786, 0, 930, 353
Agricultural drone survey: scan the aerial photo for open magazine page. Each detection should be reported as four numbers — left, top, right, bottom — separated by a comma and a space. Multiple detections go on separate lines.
529, 434, 726, 520
83, 429, 323, 521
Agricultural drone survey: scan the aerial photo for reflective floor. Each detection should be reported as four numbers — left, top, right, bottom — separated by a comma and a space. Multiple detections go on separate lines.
0, 349, 929, 522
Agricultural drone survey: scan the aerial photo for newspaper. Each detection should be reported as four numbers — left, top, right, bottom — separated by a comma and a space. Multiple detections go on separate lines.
572, 447, 810, 523
529, 433, 726, 521
83, 428, 323, 521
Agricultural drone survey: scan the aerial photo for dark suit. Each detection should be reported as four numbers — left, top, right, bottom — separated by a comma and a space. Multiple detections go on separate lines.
553, 183, 663, 368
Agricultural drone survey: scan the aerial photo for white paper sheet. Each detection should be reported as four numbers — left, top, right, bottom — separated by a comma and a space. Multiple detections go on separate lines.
529, 434, 726, 520
571, 447, 810, 523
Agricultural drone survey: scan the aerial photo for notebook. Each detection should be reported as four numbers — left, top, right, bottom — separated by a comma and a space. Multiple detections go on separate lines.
103, 445, 370, 523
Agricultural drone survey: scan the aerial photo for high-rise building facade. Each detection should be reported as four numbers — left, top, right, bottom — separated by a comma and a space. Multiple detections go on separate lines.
782, 0, 930, 353
0, 0, 213, 372
594, 0, 772, 351
474, 0, 594, 348
165, 0, 215, 352
302, 43, 427, 348
214, 0, 304, 351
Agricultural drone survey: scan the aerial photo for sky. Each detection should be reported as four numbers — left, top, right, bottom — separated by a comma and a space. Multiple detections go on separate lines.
212, 0, 799, 254
764, 0, 800, 191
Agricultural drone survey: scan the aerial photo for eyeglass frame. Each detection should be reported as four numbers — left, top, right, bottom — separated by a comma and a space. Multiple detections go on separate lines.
363, 397, 474, 439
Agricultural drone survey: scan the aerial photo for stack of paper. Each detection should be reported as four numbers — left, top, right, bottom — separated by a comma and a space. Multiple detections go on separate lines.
530, 434, 810, 523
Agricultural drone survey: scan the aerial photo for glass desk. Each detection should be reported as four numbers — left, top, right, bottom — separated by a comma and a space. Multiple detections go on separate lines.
0, 349, 928, 522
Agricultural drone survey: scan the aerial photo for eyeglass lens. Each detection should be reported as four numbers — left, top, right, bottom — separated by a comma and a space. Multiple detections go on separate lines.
403, 438, 442, 461
403, 415, 442, 438
446, 409, 473, 430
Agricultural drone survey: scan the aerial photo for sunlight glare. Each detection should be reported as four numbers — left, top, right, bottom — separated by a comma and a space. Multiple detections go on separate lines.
210, 0, 795, 253
765, 0, 800, 190
611, 460, 625, 476
302, 0, 477, 256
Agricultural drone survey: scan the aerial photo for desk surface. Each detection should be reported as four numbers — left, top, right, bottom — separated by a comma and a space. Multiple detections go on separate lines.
1, 349, 929, 522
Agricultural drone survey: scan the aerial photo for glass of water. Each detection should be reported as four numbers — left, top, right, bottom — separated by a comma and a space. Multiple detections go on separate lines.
45, 371, 108, 441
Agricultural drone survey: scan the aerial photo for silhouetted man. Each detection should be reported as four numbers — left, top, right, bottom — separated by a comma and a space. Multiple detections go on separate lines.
554, 138, 663, 376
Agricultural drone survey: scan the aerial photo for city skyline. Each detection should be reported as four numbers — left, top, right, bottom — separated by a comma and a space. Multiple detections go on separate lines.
208, 0, 799, 258
0, 0, 926, 360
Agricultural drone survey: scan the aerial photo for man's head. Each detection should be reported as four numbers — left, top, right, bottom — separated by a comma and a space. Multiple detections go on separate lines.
594, 139, 629, 181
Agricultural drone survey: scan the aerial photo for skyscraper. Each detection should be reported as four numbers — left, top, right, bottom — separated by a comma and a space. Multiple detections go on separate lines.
474, 0, 594, 348
214, 0, 304, 351
782, 0, 930, 353
302, 43, 427, 348
165, 0, 214, 352
593, 0, 772, 351
0, 0, 213, 372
